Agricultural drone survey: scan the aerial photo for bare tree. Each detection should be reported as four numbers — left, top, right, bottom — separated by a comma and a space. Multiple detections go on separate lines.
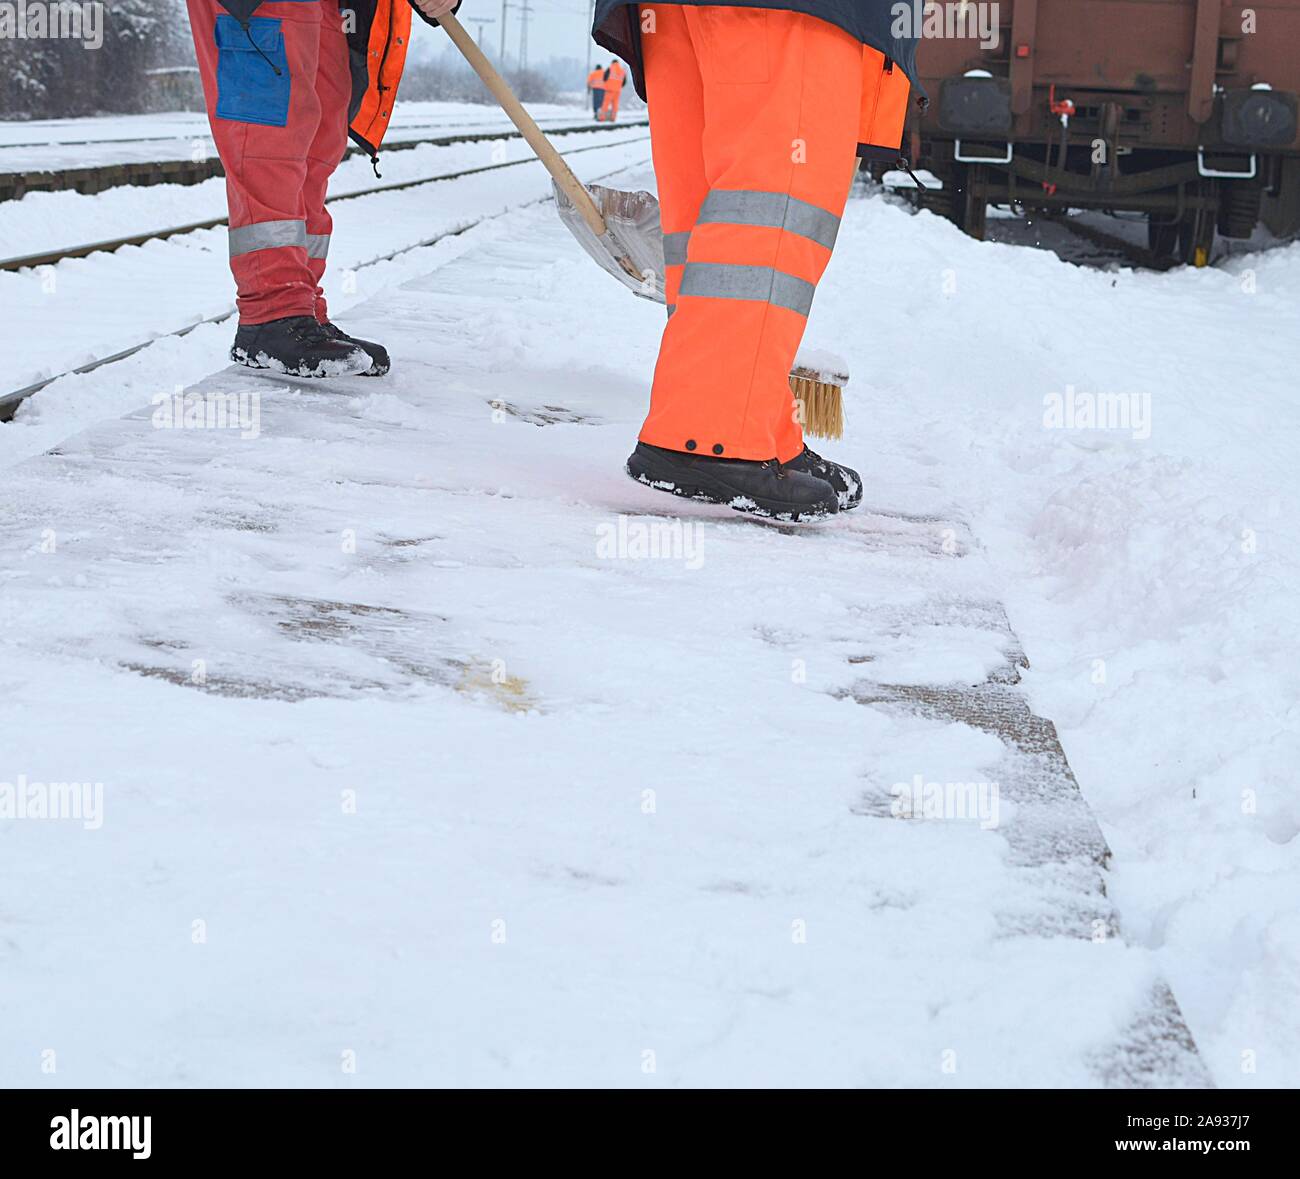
0, 0, 192, 118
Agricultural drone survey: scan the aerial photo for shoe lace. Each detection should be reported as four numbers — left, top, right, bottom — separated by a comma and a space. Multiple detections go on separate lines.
287, 317, 333, 344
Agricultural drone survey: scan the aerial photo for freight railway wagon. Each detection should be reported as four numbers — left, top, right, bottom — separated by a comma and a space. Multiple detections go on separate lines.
896, 0, 1300, 263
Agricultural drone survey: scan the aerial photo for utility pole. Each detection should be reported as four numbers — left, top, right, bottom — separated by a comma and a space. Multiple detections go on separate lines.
468, 15, 495, 46
499, 0, 510, 62
586, 0, 595, 72
518, 0, 532, 71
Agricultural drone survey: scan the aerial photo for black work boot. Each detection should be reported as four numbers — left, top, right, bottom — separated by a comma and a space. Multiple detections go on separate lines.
785, 445, 863, 511
320, 321, 390, 376
626, 442, 839, 521
230, 315, 373, 378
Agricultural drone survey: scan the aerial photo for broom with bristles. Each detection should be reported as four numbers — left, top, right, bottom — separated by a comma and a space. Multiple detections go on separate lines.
442, 11, 848, 440
790, 353, 849, 441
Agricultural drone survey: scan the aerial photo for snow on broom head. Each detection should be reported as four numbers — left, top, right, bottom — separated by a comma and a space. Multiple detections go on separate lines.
792, 349, 849, 441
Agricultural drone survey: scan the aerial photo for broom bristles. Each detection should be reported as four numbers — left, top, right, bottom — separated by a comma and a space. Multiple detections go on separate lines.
790, 369, 845, 441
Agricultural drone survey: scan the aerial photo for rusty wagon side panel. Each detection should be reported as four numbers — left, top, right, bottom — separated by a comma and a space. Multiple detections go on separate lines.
900, 0, 1300, 259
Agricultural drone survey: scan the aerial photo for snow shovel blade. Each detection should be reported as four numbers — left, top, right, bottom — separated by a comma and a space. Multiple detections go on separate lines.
553, 180, 667, 305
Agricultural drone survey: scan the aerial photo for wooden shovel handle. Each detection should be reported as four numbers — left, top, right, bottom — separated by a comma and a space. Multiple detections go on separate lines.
440, 12, 608, 237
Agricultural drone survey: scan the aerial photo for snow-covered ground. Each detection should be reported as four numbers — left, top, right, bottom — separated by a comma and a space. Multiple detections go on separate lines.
0, 129, 650, 403
0, 125, 647, 264
0, 157, 1296, 1086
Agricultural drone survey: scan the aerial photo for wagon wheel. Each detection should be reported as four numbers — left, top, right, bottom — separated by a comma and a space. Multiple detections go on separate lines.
1147, 214, 1180, 260
960, 164, 989, 240
1218, 179, 1264, 239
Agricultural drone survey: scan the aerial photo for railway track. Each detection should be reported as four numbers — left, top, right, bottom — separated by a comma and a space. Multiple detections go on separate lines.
1, 130, 649, 272
971, 206, 1187, 271
0, 142, 651, 423
895, 177, 1190, 272
1043, 211, 1183, 271
0, 118, 648, 202
0, 116, 635, 152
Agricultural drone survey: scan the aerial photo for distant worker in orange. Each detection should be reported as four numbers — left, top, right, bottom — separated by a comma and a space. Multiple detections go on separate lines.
590, 2, 919, 520
598, 58, 626, 122
587, 62, 607, 119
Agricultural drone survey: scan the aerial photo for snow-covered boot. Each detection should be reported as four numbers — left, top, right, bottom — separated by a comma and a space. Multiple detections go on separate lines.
231, 316, 373, 378
785, 445, 863, 510
320, 322, 390, 377
626, 442, 839, 521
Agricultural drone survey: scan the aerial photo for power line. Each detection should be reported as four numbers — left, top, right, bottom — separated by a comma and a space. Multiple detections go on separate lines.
467, 15, 496, 46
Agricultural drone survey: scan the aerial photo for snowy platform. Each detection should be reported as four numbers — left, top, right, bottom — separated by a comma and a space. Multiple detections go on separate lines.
1, 199, 1214, 1087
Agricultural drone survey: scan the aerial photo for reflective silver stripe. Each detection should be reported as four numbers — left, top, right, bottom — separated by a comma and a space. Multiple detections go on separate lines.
697, 190, 841, 250
679, 262, 815, 317
306, 233, 330, 260
228, 219, 307, 258
662, 231, 690, 267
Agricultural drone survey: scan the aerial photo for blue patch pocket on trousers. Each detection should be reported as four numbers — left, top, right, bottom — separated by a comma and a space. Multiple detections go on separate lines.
214, 15, 290, 127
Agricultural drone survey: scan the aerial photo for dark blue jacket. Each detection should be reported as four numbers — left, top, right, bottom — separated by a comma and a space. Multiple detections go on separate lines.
592, 0, 922, 101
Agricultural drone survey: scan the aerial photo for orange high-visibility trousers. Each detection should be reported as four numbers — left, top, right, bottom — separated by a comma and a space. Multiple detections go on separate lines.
640, 5, 865, 462
599, 60, 625, 121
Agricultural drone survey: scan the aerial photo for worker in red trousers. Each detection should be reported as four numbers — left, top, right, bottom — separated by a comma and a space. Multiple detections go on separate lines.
185, 0, 463, 377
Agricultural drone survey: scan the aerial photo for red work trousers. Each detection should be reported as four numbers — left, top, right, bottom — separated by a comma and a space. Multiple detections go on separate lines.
639, 5, 865, 462
187, 0, 350, 324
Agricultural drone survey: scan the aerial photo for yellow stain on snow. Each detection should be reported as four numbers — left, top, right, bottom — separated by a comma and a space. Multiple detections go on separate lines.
454, 663, 537, 714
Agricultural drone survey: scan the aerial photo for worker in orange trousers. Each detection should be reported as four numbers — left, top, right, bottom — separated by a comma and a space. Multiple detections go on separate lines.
590, 2, 918, 520
598, 58, 626, 122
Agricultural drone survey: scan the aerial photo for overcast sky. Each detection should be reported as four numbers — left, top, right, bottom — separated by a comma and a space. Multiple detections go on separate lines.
432, 0, 603, 67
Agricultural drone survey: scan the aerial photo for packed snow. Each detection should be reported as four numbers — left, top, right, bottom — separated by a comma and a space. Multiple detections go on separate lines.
0, 136, 1297, 1086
